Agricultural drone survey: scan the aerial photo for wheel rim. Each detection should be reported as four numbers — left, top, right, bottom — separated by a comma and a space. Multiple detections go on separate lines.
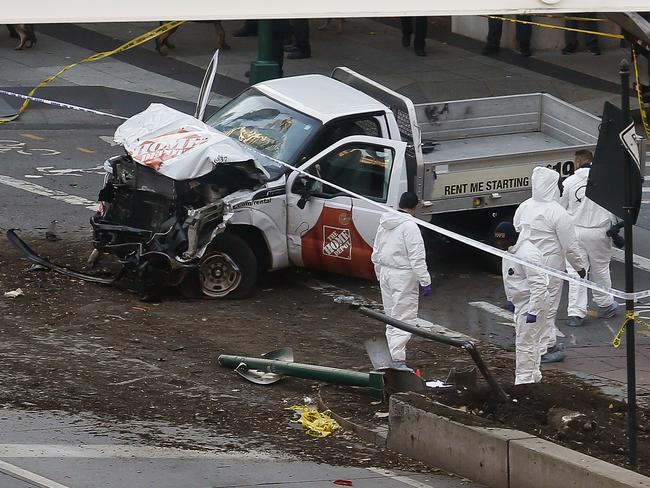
198, 253, 241, 297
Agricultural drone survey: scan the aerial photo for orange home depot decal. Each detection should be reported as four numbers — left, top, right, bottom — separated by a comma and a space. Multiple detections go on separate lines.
131, 128, 208, 170
301, 206, 375, 280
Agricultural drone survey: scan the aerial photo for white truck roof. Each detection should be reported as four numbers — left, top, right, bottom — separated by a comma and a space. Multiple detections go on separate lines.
256, 74, 388, 124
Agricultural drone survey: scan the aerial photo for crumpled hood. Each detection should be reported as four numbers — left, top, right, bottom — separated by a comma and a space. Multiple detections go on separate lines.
379, 211, 408, 230
114, 103, 269, 181
531, 166, 560, 202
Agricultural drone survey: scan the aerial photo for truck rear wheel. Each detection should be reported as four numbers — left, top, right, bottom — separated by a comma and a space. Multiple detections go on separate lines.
192, 233, 258, 299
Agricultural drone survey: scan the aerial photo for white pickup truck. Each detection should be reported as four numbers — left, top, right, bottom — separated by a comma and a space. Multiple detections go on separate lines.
88, 67, 601, 298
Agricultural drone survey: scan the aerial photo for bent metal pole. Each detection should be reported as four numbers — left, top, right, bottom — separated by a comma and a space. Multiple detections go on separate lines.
620, 58, 638, 468
353, 306, 508, 402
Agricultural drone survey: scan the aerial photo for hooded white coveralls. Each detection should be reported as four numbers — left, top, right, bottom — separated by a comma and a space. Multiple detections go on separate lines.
503, 238, 550, 384
513, 167, 586, 353
560, 166, 617, 317
371, 211, 431, 362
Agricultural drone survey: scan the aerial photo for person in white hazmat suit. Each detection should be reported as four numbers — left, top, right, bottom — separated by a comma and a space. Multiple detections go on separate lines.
560, 150, 619, 327
496, 222, 550, 384
513, 166, 586, 363
372, 192, 431, 369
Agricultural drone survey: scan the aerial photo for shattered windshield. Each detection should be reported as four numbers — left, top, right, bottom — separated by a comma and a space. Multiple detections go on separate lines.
206, 89, 320, 179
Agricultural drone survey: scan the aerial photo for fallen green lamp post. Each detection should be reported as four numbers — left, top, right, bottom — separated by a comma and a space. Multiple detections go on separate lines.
218, 352, 385, 401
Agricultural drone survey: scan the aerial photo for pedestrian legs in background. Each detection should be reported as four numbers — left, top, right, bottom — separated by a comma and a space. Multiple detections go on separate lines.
562, 13, 601, 55
11, 24, 36, 50
515, 16, 532, 57
483, 16, 532, 57
154, 21, 230, 56
401, 17, 428, 56
286, 19, 311, 59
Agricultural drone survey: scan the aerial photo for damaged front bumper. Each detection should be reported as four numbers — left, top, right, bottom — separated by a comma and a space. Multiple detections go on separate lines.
7, 229, 122, 285
89, 154, 231, 288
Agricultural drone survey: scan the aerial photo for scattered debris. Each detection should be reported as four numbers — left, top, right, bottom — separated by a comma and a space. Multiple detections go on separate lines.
288, 405, 340, 437
333, 480, 353, 486
4, 288, 23, 298
27, 263, 49, 272
333, 295, 358, 304
425, 380, 452, 389
45, 220, 60, 241
167, 345, 185, 352
547, 407, 591, 432
374, 412, 389, 418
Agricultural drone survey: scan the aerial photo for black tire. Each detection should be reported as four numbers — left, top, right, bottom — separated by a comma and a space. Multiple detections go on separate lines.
184, 233, 258, 299
197, 232, 259, 299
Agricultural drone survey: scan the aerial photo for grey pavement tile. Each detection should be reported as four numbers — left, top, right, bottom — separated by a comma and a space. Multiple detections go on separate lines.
596, 368, 650, 386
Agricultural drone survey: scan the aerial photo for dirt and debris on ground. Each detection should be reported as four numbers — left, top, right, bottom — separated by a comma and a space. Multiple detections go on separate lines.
320, 336, 650, 476
0, 235, 435, 472
2, 233, 648, 476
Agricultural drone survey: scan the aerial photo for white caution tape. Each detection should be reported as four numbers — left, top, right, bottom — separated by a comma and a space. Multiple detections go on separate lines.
3, 89, 645, 300
0, 90, 128, 120
253, 148, 650, 302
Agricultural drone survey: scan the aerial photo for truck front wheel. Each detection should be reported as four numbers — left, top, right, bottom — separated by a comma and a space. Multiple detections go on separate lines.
195, 233, 258, 299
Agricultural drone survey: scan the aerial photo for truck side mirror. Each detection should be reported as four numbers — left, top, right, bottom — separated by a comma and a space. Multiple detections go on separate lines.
296, 176, 312, 209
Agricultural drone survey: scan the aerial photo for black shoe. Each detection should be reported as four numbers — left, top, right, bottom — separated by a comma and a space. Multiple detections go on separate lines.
402, 35, 410, 47
287, 51, 310, 60
232, 27, 257, 37
590, 47, 602, 55
561, 44, 576, 55
415, 47, 426, 57
482, 45, 499, 56
244, 70, 250, 78
284, 45, 299, 53
519, 47, 532, 57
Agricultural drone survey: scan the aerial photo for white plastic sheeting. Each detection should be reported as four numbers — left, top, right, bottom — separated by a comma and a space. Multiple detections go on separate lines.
5, 1, 650, 24
114, 104, 268, 181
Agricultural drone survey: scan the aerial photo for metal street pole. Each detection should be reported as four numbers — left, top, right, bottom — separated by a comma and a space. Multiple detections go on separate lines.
620, 57, 638, 468
249, 20, 282, 84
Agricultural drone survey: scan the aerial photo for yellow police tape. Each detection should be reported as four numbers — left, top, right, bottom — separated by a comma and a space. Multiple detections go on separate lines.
288, 405, 340, 437
537, 15, 609, 23
612, 311, 650, 348
486, 16, 624, 41
0, 21, 185, 125
632, 48, 650, 140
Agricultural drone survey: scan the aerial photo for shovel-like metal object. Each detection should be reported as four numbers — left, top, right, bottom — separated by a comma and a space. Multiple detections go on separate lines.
233, 347, 294, 385
364, 336, 425, 394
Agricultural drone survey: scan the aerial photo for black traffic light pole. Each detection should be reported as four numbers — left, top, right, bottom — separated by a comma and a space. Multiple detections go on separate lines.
620, 57, 638, 468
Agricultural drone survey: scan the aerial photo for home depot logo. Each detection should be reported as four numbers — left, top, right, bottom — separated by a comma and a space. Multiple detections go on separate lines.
322, 226, 352, 260
133, 128, 208, 170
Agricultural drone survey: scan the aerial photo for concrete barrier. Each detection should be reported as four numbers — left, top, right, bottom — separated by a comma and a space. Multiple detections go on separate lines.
387, 396, 533, 488
386, 395, 650, 488
510, 438, 650, 488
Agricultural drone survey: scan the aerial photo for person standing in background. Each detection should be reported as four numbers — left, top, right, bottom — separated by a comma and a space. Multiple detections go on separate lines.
401, 17, 428, 57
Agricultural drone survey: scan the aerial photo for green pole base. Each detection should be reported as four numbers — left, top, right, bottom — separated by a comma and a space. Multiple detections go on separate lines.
249, 60, 281, 85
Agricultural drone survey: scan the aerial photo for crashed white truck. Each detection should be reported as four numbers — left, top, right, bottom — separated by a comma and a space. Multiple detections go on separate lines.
12, 67, 602, 298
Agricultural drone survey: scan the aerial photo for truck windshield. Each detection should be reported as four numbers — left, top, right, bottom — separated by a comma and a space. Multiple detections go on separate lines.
206, 89, 320, 179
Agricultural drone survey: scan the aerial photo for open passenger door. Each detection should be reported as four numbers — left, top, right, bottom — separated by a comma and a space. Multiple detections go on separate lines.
286, 136, 407, 280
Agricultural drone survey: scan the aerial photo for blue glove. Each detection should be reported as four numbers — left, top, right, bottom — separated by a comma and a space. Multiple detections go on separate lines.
422, 285, 432, 297
526, 313, 537, 323
505, 300, 515, 313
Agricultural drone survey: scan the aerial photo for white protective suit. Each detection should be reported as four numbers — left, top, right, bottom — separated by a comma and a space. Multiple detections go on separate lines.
560, 166, 617, 317
503, 238, 550, 384
371, 211, 431, 362
513, 167, 586, 353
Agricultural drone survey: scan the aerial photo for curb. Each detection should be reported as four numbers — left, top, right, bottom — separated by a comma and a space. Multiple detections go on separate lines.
319, 389, 650, 488
317, 390, 388, 448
